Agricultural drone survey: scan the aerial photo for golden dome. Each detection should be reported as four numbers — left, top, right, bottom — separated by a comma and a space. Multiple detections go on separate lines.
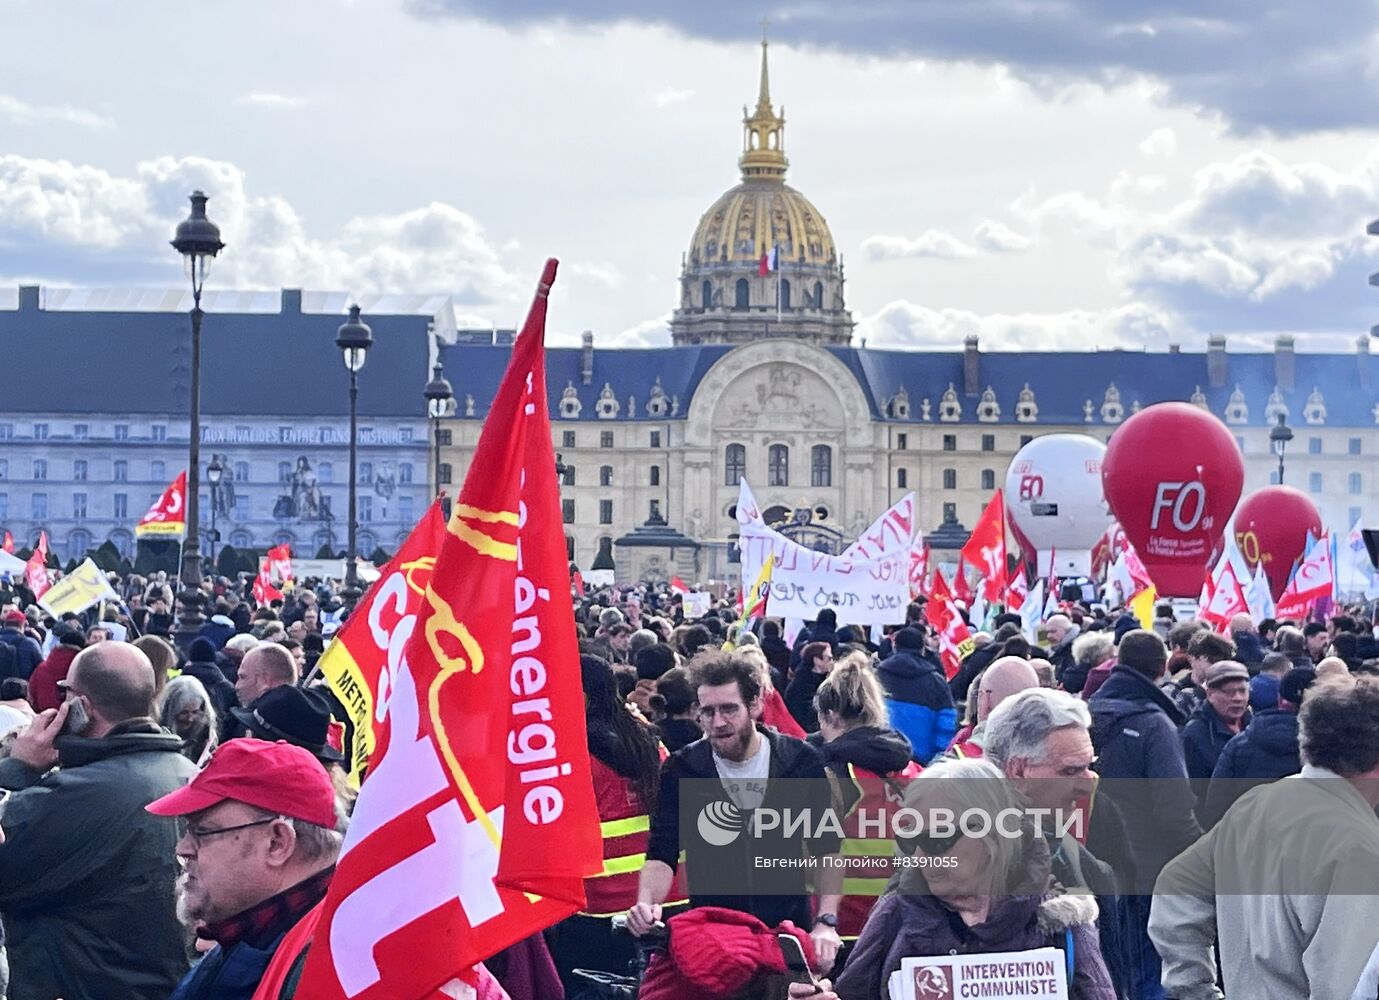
685, 34, 838, 271
689, 182, 836, 268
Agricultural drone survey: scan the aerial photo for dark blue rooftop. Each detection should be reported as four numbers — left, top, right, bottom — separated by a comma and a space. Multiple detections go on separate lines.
0, 296, 432, 418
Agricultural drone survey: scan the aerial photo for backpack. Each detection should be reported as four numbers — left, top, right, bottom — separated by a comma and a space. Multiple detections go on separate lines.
0, 640, 18, 684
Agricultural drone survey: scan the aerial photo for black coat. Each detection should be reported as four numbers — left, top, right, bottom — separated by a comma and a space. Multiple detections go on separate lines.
0, 722, 197, 1000
1089, 666, 1202, 887
0, 627, 44, 681
1201, 709, 1302, 828
1181, 700, 1250, 818
181, 659, 239, 724
784, 667, 827, 732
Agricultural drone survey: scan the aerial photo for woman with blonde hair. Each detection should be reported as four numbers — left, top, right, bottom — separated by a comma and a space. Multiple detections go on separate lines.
134, 634, 177, 701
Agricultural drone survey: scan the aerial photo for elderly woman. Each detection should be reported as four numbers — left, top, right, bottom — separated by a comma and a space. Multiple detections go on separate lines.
1072, 632, 1117, 701
158, 674, 219, 764
834, 758, 1114, 1000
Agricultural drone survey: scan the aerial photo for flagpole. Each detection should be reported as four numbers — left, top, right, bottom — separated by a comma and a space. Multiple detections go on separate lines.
776, 249, 781, 322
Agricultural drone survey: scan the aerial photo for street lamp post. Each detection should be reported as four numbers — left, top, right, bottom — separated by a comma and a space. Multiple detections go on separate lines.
423, 362, 454, 508
1270, 411, 1293, 485
336, 306, 373, 605
206, 456, 224, 574
171, 191, 224, 650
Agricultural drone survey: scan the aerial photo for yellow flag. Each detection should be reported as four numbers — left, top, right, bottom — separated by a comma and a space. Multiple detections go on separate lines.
1129, 585, 1158, 630
38, 558, 119, 617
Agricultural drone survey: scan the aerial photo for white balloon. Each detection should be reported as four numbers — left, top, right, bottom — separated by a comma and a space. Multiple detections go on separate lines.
1005, 434, 1113, 578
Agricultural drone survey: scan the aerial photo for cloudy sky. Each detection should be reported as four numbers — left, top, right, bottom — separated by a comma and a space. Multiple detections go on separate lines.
4, 0, 1379, 351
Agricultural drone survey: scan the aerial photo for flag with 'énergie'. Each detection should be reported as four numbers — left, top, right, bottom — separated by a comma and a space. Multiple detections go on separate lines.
297, 259, 602, 999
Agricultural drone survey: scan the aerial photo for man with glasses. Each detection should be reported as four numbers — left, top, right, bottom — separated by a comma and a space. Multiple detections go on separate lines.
146, 738, 341, 1000
0, 641, 197, 1000
628, 649, 845, 975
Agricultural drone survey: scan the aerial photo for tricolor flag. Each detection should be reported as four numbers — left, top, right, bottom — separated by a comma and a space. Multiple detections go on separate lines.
296, 259, 602, 999
136, 471, 187, 538
758, 244, 779, 276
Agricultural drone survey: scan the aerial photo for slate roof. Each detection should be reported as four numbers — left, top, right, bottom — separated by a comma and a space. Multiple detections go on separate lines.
0, 291, 432, 418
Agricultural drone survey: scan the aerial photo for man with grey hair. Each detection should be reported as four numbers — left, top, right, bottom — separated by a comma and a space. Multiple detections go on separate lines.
0, 641, 198, 1000
1044, 614, 1083, 692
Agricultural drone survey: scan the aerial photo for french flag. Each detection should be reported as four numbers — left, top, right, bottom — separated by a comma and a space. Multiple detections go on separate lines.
758, 245, 778, 276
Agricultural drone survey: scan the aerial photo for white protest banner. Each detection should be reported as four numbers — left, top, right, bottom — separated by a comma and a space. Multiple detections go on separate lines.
892, 947, 1068, 1000
682, 591, 712, 618
843, 492, 916, 559
736, 480, 911, 624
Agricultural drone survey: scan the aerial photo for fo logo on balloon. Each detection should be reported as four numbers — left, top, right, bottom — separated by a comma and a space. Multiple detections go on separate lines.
1018, 475, 1044, 502
1150, 481, 1208, 533
696, 800, 742, 847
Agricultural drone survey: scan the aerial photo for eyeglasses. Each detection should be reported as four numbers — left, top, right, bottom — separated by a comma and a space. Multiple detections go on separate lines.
176, 815, 282, 848
696, 704, 745, 724
901, 829, 966, 857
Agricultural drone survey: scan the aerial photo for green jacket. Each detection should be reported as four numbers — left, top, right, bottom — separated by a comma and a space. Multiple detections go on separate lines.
0, 722, 197, 1000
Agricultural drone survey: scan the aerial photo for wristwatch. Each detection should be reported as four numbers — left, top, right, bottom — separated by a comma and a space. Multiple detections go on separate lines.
814, 913, 838, 929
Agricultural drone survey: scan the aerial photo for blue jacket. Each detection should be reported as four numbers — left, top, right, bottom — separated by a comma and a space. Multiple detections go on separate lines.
1181, 700, 1250, 818
168, 938, 282, 1000
1088, 666, 1201, 887
1201, 709, 1301, 828
875, 649, 956, 765
1231, 630, 1267, 670
0, 627, 43, 681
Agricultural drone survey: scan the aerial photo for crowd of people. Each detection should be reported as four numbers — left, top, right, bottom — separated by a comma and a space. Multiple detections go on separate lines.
0, 564, 1378, 999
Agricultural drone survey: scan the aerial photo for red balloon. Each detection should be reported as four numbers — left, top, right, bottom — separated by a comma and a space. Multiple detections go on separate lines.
1232, 486, 1322, 600
1101, 402, 1245, 597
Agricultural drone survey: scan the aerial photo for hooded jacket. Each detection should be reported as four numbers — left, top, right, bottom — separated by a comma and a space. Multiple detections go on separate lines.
834, 834, 1115, 1000
875, 647, 957, 765
27, 642, 81, 712
1088, 666, 1202, 887
1200, 708, 1301, 828
0, 722, 197, 1000
182, 656, 239, 722
0, 626, 43, 681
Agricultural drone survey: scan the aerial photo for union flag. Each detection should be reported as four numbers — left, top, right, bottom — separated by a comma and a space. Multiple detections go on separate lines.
960, 490, 1008, 605
136, 471, 187, 538
925, 569, 976, 680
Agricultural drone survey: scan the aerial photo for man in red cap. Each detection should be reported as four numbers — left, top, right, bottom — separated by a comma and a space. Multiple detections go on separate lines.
149, 739, 342, 1000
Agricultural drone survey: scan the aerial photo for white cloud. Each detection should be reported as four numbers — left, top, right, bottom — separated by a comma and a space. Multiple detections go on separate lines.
564, 260, 625, 288
0, 94, 111, 129
856, 299, 1177, 351
860, 230, 978, 261
648, 86, 694, 107
972, 220, 1032, 253
1138, 127, 1177, 158
236, 92, 310, 110
608, 311, 672, 347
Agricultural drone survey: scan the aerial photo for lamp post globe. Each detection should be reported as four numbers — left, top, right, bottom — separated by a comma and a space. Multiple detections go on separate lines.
171, 190, 224, 651
337, 306, 373, 601
1270, 411, 1293, 485
424, 362, 453, 509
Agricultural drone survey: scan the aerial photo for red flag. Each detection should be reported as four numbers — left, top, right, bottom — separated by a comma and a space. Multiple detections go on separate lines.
1276, 534, 1335, 620
1200, 563, 1247, 632
297, 260, 602, 999
24, 532, 50, 600
960, 490, 1008, 604
670, 575, 689, 595
266, 543, 294, 585
136, 471, 187, 538
252, 559, 284, 606
1, 531, 12, 554
925, 569, 976, 680
317, 501, 447, 780
951, 561, 975, 606
908, 540, 930, 600
1005, 563, 1029, 612
572, 570, 586, 598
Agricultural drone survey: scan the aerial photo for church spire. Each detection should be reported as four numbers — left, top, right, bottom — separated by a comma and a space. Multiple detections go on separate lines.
739, 24, 788, 182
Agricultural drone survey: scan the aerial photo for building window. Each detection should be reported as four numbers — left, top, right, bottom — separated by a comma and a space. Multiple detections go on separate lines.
152, 424, 167, 442
943, 468, 957, 490
113, 460, 127, 482
734, 278, 749, 310
32, 459, 47, 481
1309, 472, 1323, 494
768, 444, 789, 487
982, 469, 996, 490
1350, 437, 1362, 456
437, 428, 452, 446
811, 445, 832, 487
73, 493, 87, 519
600, 431, 614, 448
943, 434, 957, 452
562, 499, 576, 524
0, 459, 6, 479
33, 423, 47, 440
599, 500, 613, 524
724, 443, 747, 485
74, 424, 88, 440
649, 499, 662, 521
113, 494, 127, 519
439, 463, 453, 485
73, 460, 87, 482
702, 279, 712, 308
563, 431, 577, 448
233, 495, 249, 521
780, 279, 792, 310
399, 496, 414, 523
650, 465, 660, 486
318, 462, 332, 484
31, 493, 47, 520
0, 424, 11, 440
943, 502, 957, 522
114, 424, 128, 441
1020, 434, 1033, 447
0, 493, 7, 519
897, 468, 908, 489
360, 496, 373, 522
650, 431, 661, 448
398, 463, 413, 484
360, 462, 373, 485
151, 460, 166, 482
897, 433, 908, 451
600, 466, 614, 487
1308, 437, 1322, 455
277, 461, 291, 483
1350, 472, 1363, 495
981, 434, 995, 452
561, 464, 576, 486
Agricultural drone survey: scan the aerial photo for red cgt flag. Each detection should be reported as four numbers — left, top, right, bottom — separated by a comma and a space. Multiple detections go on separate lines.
25, 531, 50, 600
960, 490, 1008, 605
136, 471, 187, 538
297, 260, 602, 999
252, 559, 283, 606
266, 543, 294, 585
925, 569, 975, 680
